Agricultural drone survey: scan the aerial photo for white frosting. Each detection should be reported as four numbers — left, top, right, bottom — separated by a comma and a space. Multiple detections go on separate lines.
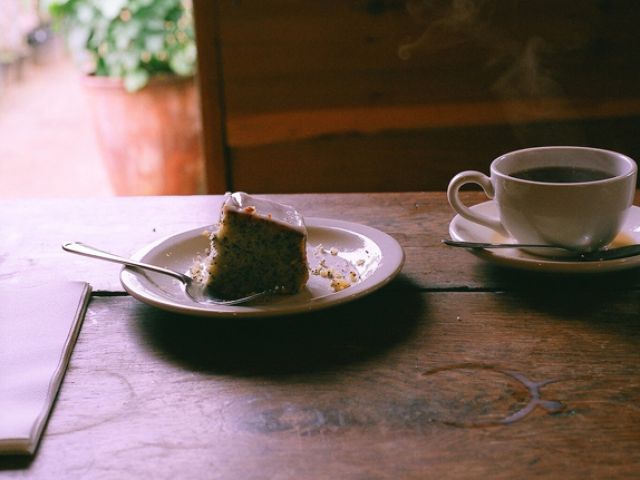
221, 192, 307, 234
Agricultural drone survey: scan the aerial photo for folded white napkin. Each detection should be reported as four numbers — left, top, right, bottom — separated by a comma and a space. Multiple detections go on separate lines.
0, 281, 91, 455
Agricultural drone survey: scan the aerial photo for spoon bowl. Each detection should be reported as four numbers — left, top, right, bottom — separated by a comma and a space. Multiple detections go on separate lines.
62, 242, 267, 306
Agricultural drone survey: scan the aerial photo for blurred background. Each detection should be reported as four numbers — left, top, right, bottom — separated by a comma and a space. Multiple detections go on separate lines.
0, 0, 113, 197
0, 0, 200, 198
2, 1, 640, 197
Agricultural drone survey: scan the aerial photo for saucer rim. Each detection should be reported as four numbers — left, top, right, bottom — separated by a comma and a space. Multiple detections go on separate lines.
449, 201, 640, 273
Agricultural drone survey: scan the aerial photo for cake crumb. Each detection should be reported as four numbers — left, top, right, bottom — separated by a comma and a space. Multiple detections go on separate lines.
310, 259, 359, 292
330, 276, 351, 291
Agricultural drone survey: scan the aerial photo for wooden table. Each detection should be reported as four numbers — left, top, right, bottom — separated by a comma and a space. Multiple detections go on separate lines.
2, 192, 639, 479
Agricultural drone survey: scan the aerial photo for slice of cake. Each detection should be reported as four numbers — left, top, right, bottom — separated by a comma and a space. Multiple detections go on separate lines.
204, 192, 309, 299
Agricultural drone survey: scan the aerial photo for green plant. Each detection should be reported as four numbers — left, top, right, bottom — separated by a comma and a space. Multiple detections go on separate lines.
48, 0, 196, 91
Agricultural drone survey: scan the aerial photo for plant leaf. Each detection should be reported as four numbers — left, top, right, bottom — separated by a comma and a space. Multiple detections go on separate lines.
93, 0, 127, 20
124, 69, 149, 92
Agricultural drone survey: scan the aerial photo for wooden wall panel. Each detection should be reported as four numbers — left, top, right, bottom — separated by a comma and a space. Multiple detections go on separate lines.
195, 0, 640, 193
232, 117, 640, 193
192, 0, 229, 193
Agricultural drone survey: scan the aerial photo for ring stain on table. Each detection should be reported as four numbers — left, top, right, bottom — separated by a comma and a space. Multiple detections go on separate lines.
228, 364, 566, 436
418, 364, 565, 427
47, 370, 137, 436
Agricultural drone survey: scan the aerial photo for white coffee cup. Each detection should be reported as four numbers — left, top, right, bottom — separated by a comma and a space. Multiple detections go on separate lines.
447, 146, 637, 252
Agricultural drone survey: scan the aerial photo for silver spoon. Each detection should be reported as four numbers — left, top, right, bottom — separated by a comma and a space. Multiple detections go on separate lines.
62, 242, 267, 306
442, 239, 640, 261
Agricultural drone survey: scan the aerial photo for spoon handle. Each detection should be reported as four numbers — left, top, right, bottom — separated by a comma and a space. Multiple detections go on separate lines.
62, 242, 187, 282
442, 239, 640, 261
442, 239, 565, 249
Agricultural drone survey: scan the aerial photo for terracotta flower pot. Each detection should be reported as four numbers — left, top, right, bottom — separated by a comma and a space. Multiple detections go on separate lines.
82, 74, 204, 195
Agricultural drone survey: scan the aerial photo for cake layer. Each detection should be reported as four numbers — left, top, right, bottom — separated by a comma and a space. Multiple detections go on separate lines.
205, 193, 309, 299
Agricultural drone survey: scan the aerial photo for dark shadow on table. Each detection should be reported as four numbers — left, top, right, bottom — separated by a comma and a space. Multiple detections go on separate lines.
481, 264, 640, 341
0, 455, 33, 471
135, 276, 426, 377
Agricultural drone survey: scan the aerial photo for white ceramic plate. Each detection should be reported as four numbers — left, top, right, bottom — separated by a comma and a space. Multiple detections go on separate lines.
120, 217, 405, 318
449, 201, 640, 273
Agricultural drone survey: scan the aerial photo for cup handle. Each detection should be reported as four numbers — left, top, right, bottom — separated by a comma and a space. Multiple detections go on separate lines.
447, 170, 509, 237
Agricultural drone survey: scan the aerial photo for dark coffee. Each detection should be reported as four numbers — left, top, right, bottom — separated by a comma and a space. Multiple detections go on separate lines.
510, 166, 614, 183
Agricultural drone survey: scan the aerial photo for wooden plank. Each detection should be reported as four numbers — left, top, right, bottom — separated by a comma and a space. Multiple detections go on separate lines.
1, 196, 223, 292
226, 99, 640, 148
193, 1, 640, 191
222, 70, 496, 115
222, 66, 640, 116
4, 291, 638, 478
216, 0, 633, 47
4, 193, 640, 297
231, 117, 640, 192
192, 0, 231, 193
232, 127, 505, 192
216, 0, 640, 114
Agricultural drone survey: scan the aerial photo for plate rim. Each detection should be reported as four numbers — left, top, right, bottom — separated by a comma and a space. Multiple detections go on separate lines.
120, 217, 405, 318
449, 200, 640, 273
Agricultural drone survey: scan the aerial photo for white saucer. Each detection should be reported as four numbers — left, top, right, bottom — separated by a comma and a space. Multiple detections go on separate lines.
449, 201, 640, 273
120, 218, 405, 318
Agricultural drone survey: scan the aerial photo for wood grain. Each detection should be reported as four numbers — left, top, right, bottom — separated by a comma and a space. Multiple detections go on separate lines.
3, 290, 639, 478
193, 0, 640, 192
192, 0, 230, 193
216, 0, 640, 113
2, 192, 640, 478
230, 117, 640, 192
4, 192, 640, 293
226, 99, 640, 148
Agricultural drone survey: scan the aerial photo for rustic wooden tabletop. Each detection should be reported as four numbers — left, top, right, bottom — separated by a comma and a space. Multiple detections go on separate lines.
2, 192, 639, 479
